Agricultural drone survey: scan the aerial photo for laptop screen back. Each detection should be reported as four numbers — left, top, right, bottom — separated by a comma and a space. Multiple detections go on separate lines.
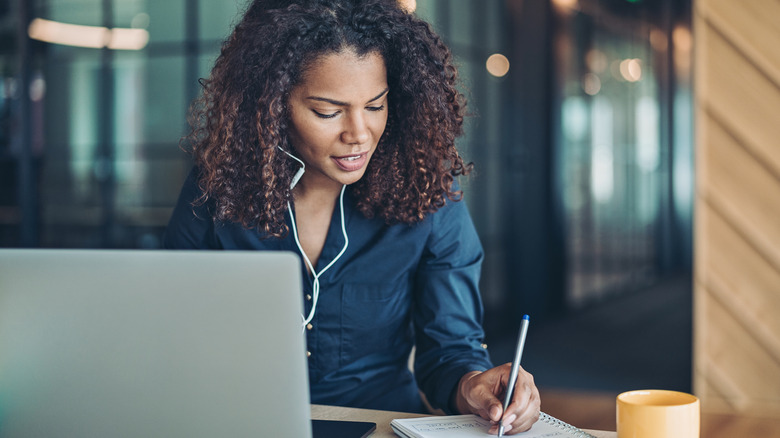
0, 249, 311, 438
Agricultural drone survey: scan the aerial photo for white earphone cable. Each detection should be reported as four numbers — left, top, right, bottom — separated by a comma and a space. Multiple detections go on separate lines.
288, 184, 349, 332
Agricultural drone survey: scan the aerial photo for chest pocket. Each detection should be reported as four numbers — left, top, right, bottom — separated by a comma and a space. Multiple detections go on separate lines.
340, 282, 412, 367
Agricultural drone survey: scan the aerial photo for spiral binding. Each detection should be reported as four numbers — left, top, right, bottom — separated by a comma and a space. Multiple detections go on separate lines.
539, 412, 599, 438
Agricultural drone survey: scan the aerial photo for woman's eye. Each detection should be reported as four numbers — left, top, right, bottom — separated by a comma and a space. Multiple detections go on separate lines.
313, 110, 338, 119
366, 105, 385, 112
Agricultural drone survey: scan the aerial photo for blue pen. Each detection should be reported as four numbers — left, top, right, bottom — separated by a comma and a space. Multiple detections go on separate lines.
498, 314, 530, 437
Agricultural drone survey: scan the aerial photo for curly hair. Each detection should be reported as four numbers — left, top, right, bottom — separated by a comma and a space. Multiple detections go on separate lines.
186, 0, 472, 237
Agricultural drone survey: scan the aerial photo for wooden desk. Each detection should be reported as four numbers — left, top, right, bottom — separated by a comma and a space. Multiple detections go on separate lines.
311, 404, 617, 437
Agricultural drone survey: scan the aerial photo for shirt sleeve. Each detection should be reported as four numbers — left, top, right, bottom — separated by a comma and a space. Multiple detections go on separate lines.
412, 197, 494, 414
162, 167, 218, 249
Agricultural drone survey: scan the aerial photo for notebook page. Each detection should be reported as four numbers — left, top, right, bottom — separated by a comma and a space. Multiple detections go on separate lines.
391, 413, 597, 438
391, 415, 492, 437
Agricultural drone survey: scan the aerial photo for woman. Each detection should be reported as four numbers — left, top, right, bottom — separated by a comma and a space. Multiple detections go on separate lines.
164, 0, 540, 434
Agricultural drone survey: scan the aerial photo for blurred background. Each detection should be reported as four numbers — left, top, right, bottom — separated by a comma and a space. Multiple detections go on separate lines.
3, 0, 777, 434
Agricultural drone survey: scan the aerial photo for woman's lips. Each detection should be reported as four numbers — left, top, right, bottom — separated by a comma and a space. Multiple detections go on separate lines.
332, 153, 368, 172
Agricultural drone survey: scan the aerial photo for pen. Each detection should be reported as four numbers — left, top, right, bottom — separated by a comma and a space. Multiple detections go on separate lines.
498, 314, 530, 437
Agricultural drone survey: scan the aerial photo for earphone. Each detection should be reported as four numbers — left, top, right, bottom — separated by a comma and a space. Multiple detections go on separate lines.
288, 186, 349, 332
279, 146, 349, 332
278, 146, 306, 189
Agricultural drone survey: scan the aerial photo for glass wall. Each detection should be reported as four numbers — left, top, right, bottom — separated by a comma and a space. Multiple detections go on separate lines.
401, 0, 692, 321
550, 0, 693, 308
23, 0, 244, 248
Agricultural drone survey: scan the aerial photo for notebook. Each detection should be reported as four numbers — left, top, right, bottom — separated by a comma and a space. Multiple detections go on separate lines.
390, 412, 597, 437
0, 249, 314, 438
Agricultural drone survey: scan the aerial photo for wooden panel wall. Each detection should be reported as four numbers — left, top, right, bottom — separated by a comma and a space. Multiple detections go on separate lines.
694, 0, 780, 417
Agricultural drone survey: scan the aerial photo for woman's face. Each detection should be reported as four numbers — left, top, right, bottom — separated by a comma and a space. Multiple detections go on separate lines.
287, 49, 389, 192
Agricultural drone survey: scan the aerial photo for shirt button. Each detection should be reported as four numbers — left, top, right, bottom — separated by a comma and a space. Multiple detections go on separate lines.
306, 351, 312, 358
305, 294, 312, 301
481, 343, 488, 349
306, 323, 313, 330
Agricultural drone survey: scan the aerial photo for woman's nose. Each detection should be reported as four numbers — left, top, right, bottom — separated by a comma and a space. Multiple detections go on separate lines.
341, 113, 370, 145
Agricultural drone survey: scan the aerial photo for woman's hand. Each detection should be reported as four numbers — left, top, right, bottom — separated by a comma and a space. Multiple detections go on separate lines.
454, 365, 541, 435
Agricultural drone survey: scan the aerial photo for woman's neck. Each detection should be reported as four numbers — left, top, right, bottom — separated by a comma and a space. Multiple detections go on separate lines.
292, 174, 344, 207
288, 177, 344, 273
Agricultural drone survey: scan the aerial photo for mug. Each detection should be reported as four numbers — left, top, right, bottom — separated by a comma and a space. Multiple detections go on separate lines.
616, 389, 699, 438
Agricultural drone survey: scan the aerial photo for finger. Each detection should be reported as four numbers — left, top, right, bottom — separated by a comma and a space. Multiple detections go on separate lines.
501, 413, 517, 428
467, 376, 505, 422
506, 374, 540, 433
488, 421, 513, 435
512, 380, 533, 413
488, 365, 527, 430
490, 362, 510, 392
470, 364, 535, 431
515, 385, 540, 427
505, 370, 534, 416
508, 408, 540, 435
474, 387, 504, 422
488, 402, 503, 423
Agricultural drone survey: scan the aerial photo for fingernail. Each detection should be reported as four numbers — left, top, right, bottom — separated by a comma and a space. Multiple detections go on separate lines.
504, 414, 517, 425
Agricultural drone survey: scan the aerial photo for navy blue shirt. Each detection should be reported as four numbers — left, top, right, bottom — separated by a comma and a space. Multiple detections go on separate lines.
163, 168, 494, 413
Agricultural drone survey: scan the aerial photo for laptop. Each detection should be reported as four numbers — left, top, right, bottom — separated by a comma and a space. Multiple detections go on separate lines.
0, 249, 314, 438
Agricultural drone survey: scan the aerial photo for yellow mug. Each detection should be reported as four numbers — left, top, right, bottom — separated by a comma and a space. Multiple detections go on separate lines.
616, 390, 699, 438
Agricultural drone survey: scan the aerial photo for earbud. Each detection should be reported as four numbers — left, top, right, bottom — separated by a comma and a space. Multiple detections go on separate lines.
290, 167, 305, 190
278, 146, 305, 189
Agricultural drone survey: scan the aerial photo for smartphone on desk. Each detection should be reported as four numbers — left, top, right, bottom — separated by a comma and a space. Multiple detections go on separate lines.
312, 419, 377, 438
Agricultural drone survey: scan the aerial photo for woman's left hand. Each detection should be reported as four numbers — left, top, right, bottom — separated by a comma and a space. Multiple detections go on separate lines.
454, 364, 541, 435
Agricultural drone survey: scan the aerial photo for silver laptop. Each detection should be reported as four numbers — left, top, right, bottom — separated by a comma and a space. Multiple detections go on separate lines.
0, 249, 311, 438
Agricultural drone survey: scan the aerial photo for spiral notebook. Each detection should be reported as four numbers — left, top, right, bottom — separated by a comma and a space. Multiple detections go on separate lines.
390, 412, 597, 438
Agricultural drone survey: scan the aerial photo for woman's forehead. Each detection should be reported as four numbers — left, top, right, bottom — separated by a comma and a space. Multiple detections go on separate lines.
294, 50, 388, 102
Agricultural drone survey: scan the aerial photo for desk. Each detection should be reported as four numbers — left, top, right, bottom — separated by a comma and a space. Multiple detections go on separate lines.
311, 404, 616, 438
